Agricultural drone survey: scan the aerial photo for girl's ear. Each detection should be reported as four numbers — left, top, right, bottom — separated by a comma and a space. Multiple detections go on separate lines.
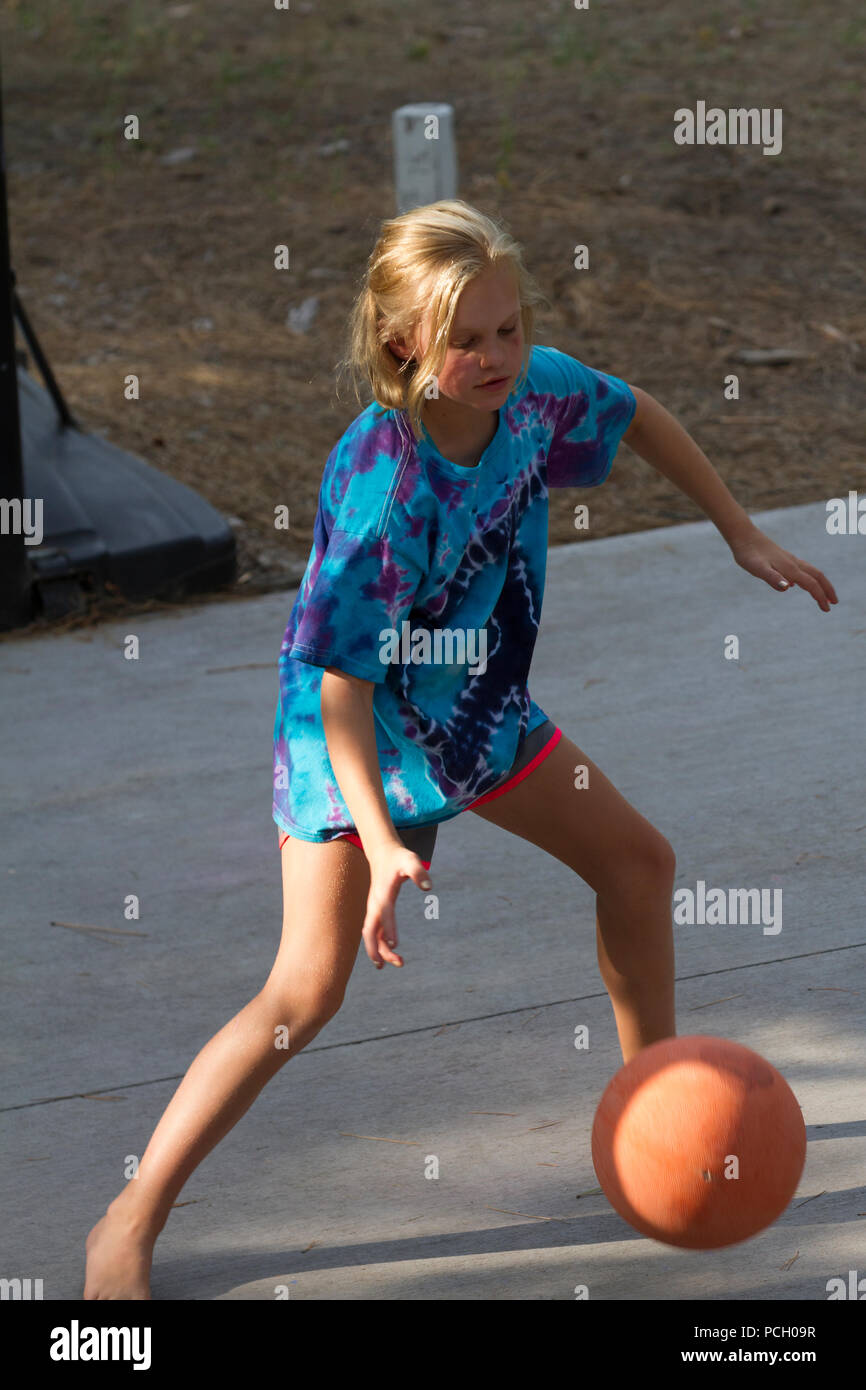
388, 336, 412, 361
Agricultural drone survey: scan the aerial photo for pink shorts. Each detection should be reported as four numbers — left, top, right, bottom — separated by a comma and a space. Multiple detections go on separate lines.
278, 721, 562, 868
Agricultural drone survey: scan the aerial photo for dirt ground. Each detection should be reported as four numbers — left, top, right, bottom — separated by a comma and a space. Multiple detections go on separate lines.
2, 0, 864, 635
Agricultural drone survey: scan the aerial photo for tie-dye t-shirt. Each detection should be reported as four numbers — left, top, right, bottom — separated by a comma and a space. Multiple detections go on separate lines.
272, 343, 636, 842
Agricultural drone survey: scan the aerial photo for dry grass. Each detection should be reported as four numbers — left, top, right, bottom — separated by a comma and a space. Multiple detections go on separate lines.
2, 0, 864, 633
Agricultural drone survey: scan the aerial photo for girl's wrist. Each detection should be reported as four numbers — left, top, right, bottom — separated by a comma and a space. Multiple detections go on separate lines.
724, 516, 761, 552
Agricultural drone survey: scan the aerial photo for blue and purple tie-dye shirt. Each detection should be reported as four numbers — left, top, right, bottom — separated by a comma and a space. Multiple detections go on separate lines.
272, 343, 636, 841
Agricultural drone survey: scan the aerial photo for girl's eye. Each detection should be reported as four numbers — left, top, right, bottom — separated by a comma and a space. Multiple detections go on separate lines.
453, 325, 518, 350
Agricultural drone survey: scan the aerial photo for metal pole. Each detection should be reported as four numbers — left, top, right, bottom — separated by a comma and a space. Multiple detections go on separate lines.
0, 46, 34, 630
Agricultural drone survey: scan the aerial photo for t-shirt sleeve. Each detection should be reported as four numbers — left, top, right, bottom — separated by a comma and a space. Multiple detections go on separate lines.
542, 346, 637, 488
288, 528, 425, 683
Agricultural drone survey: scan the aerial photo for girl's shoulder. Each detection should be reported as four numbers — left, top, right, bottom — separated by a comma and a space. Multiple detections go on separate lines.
320, 403, 435, 568
524, 342, 596, 395
526, 343, 633, 410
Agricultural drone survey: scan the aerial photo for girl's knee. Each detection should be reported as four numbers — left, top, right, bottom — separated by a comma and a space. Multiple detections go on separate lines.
258, 981, 346, 1052
645, 831, 676, 881
606, 829, 676, 901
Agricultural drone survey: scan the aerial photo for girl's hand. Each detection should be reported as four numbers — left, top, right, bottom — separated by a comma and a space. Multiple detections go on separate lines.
730, 530, 838, 612
362, 844, 432, 970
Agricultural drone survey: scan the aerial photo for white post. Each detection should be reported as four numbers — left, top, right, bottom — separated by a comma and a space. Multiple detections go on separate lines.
392, 103, 458, 214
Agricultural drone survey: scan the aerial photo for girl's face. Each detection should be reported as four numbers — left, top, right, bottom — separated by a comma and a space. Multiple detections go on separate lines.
395, 265, 525, 413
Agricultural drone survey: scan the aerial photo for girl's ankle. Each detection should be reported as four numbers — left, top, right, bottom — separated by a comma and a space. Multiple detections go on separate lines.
107, 1188, 166, 1241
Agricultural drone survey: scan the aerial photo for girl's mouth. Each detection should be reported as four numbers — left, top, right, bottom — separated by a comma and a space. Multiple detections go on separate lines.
477, 376, 509, 391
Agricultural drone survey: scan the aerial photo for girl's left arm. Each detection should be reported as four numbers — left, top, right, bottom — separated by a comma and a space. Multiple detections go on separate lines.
623, 388, 838, 613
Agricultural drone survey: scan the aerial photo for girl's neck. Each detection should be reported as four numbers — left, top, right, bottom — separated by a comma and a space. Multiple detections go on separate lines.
421, 397, 499, 466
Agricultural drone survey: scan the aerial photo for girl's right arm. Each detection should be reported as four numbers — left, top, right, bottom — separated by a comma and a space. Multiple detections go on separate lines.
320, 668, 433, 969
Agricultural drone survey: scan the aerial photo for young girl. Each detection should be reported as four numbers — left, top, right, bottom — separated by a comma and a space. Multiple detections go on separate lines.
84, 199, 837, 1299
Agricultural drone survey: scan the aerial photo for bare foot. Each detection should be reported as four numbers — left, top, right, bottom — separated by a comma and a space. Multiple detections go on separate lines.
83, 1200, 157, 1300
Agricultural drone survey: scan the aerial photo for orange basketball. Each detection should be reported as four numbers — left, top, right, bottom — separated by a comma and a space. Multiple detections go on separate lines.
590, 1035, 807, 1249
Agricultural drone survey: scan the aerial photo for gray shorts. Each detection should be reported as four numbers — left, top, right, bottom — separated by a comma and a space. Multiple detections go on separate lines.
390, 718, 560, 864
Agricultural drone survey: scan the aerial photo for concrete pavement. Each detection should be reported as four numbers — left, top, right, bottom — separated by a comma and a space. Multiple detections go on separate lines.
1, 498, 862, 1300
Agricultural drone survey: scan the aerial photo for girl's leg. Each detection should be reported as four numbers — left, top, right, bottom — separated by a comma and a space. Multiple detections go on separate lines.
469, 730, 676, 1065
83, 834, 373, 1299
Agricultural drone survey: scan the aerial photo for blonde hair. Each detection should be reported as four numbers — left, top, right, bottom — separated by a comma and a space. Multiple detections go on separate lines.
336, 200, 550, 444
